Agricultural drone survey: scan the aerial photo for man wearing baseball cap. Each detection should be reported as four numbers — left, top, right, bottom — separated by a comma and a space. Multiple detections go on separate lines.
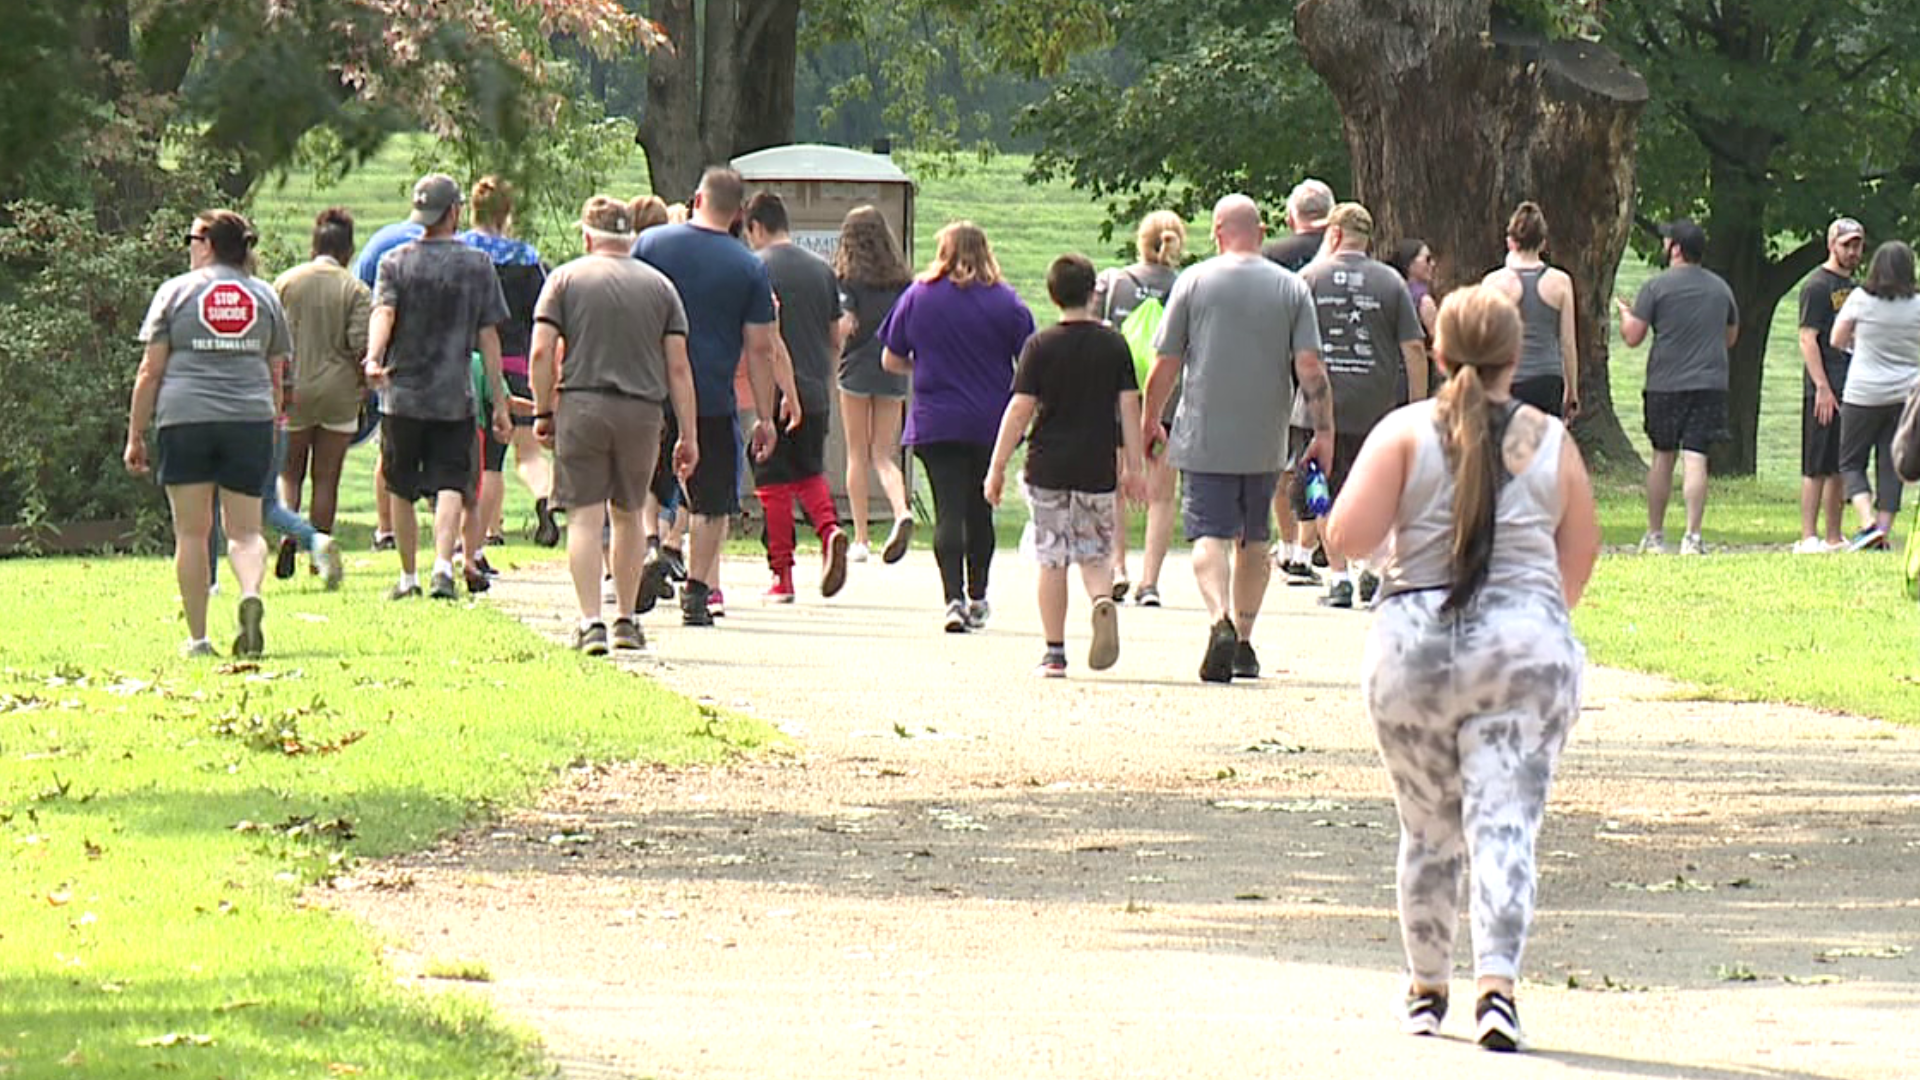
529, 195, 699, 654
1263, 177, 1336, 587
1793, 217, 1866, 552
1615, 218, 1740, 555
362, 172, 513, 600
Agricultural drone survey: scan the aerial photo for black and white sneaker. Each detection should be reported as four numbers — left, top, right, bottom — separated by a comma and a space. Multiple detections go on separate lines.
1281, 560, 1322, 586
943, 599, 969, 633
533, 496, 561, 548
1358, 570, 1381, 605
1475, 990, 1522, 1052
1402, 990, 1447, 1037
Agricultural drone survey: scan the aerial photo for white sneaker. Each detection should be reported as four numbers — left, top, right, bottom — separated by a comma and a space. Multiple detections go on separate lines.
1637, 531, 1668, 555
965, 599, 991, 630
1791, 536, 1828, 555
847, 541, 870, 563
311, 533, 344, 589
1679, 533, 1708, 556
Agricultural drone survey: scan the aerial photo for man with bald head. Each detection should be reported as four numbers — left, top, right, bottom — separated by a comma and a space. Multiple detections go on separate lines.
1143, 194, 1331, 684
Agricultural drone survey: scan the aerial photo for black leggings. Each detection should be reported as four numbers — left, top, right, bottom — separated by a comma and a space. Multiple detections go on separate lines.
915, 441, 995, 604
1840, 402, 1905, 514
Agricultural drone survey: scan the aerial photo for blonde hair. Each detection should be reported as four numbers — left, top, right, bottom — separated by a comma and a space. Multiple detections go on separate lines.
1431, 285, 1523, 613
470, 176, 514, 232
1136, 210, 1186, 267
665, 202, 690, 225
919, 220, 1002, 288
628, 194, 670, 234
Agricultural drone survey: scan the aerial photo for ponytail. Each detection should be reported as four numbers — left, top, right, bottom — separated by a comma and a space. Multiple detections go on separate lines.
1430, 285, 1524, 612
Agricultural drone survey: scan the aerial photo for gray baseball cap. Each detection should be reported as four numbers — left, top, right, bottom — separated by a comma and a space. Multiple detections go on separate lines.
410, 173, 463, 226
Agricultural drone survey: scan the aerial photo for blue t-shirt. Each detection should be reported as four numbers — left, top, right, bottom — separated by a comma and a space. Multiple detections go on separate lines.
633, 223, 776, 417
352, 222, 425, 288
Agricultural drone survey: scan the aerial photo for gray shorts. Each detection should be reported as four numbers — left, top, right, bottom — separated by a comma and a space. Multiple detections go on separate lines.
1021, 484, 1118, 568
1182, 470, 1278, 544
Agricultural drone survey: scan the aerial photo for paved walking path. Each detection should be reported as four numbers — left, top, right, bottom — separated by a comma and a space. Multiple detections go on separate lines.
332, 551, 1920, 1079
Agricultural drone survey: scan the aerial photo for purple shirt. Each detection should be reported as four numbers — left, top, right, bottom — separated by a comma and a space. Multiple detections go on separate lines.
879, 278, 1034, 446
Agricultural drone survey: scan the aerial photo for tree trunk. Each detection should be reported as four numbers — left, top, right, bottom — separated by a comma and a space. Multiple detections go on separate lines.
640, 0, 702, 201
735, 0, 800, 155
697, 0, 741, 168
1296, 3, 1649, 471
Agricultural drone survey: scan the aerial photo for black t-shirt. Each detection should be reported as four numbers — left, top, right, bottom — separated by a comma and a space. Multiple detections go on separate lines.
1262, 231, 1326, 273
1012, 321, 1138, 492
1798, 266, 1855, 397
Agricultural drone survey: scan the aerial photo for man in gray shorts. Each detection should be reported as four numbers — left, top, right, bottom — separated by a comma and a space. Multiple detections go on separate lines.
1144, 193, 1330, 684
531, 196, 699, 655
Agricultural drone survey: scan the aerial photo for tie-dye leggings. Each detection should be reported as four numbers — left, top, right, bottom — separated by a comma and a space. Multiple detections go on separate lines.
1361, 587, 1583, 984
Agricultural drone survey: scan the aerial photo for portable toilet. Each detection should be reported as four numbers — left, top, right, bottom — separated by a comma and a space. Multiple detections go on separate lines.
732, 144, 916, 527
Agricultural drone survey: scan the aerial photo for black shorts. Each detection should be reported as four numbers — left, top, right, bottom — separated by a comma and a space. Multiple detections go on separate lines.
1801, 395, 1843, 477
750, 407, 829, 488
382, 415, 477, 501
1643, 389, 1728, 454
1512, 375, 1565, 419
503, 370, 534, 428
684, 413, 740, 517
156, 420, 274, 495
482, 427, 508, 472
649, 413, 683, 507
1287, 428, 1368, 521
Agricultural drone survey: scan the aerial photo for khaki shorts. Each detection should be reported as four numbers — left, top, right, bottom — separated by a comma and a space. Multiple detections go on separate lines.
550, 392, 663, 512
1021, 484, 1117, 569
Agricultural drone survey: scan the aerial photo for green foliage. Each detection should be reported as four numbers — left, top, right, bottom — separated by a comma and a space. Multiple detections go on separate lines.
0, 0, 89, 207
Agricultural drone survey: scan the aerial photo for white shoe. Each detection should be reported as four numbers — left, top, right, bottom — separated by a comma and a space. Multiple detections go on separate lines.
1679, 533, 1708, 556
1791, 536, 1828, 555
311, 534, 344, 589
1637, 531, 1668, 555
847, 541, 870, 563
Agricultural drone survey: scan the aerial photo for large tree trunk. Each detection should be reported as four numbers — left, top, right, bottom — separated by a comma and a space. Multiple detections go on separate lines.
1297, 3, 1649, 471
735, 0, 800, 155
640, 0, 702, 201
639, 0, 799, 202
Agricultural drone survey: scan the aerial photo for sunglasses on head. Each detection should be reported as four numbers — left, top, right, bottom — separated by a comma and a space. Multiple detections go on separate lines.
185, 233, 208, 246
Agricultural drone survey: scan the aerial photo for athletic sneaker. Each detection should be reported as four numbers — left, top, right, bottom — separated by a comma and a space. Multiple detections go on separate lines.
1475, 990, 1522, 1052
1637, 530, 1668, 554
312, 534, 344, 590
429, 571, 459, 601
821, 527, 851, 598
181, 638, 217, 659
1791, 536, 1829, 555
1679, 532, 1709, 556
882, 517, 915, 564
848, 541, 871, 563
681, 581, 715, 627
485, 532, 506, 548
1035, 651, 1067, 678
463, 570, 490, 595
371, 532, 396, 553
1199, 617, 1237, 684
1847, 524, 1889, 552
1358, 570, 1381, 604
533, 496, 561, 548
660, 545, 688, 582
1111, 572, 1130, 603
1231, 640, 1259, 680
965, 599, 991, 630
1320, 579, 1355, 609
233, 596, 265, 659
274, 536, 299, 580
1310, 544, 1329, 568
611, 616, 645, 651
472, 551, 499, 578
1088, 596, 1120, 671
943, 599, 969, 633
764, 575, 796, 604
636, 557, 671, 615
574, 621, 610, 656
1281, 560, 1322, 586
388, 582, 422, 601
708, 588, 727, 617
1402, 990, 1448, 1037
1135, 584, 1162, 607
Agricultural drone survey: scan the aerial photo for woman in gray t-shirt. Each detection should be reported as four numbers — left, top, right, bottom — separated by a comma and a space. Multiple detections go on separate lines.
1833, 241, 1920, 548
123, 209, 289, 659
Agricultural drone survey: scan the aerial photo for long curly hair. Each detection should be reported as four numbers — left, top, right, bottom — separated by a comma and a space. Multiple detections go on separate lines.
832, 206, 911, 289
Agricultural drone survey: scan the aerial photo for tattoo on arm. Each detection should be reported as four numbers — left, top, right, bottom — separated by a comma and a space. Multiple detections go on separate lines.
1297, 354, 1333, 431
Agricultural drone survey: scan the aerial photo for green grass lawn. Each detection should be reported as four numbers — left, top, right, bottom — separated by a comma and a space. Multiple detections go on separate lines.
0, 556, 775, 1076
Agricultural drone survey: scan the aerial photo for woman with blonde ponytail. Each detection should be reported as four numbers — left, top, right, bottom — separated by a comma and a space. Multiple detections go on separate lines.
1096, 209, 1186, 605
1324, 285, 1599, 1054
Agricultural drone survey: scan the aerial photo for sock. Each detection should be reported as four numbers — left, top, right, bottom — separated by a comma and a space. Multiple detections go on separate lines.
432, 558, 454, 579
1332, 570, 1351, 585
398, 571, 419, 591
580, 616, 601, 631
1045, 641, 1066, 656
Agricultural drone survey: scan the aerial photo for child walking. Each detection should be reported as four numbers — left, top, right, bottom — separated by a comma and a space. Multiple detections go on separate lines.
986, 254, 1147, 676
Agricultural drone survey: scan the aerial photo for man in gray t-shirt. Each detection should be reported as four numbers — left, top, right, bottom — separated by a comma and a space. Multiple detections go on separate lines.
363, 172, 513, 601
1616, 218, 1740, 555
1143, 193, 1330, 684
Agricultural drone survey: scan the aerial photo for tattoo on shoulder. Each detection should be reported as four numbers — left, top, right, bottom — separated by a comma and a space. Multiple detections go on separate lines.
1503, 409, 1547, 473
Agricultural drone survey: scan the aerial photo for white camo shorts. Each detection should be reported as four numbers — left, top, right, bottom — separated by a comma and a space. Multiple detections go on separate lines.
1020, 484, 1118, 568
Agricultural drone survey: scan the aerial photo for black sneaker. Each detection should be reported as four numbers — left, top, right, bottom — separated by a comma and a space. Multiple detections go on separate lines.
1310, 544, 1329, 568
636, 557, 671, 615
1199, 617, 1237, 683
1403, 990, 1448, 1037
371, 532, 397, 553
429, 571, 459, 601
1475, 990, 1521, 1052
574, 621, 610, 656
1320, 580, 1355, 609
1134, 584, 1161, 607
233, 596, 265, 659
463, 571, 490, 595
273, 536, 298, 580
681, 580, 715, 627
881, 518, 914, 564
473, 552, 499, 578
388, 582, 422, 601
1282, 560, 1322, 586
533, 497, 561, 548
611, 616, 645, 651
661, 545, 688, 582
1358, 570, 1381, 604
485, 532, 506, 548
1111, 574, 1130, 603
1231, 640, 1260, 679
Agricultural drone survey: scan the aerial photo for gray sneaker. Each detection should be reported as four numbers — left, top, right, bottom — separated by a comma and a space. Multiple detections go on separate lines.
311, 534, 344, 591
429, 571, 459, 600
233, 596, 265, 659
965, 599, 991, 630
574, 621, 610, 656
1637, 530, 1669, 555
181, 639, 217, 659
610, 616, 645, 651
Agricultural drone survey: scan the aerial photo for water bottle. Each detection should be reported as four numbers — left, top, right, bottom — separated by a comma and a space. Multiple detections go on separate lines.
1302, 460, 1332, 518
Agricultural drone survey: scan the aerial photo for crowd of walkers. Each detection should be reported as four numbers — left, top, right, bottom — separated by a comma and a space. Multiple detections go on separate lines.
128, 160, 1920, 1053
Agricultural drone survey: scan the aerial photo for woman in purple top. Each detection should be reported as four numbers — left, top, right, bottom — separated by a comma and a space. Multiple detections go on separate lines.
881, 221, 1036, 632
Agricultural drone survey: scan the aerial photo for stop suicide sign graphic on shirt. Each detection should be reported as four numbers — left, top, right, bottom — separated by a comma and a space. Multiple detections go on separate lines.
200, 282, 257, 338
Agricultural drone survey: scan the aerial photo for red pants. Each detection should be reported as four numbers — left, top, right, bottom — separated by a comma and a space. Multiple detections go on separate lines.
756, 474, 839, 574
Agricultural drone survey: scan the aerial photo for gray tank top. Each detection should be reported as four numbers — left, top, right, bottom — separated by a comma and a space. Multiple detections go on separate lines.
1514, 267, 1563, 381
1379, 399, 1566, 607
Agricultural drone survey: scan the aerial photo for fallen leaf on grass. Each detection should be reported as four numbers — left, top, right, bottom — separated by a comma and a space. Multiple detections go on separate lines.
135, 1033, 214, 1048
214, 999, 261, 1013
214, 662, 260, 676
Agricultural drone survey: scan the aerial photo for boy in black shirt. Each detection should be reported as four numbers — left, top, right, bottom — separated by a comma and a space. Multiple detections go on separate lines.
986, 254, 1147, 677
